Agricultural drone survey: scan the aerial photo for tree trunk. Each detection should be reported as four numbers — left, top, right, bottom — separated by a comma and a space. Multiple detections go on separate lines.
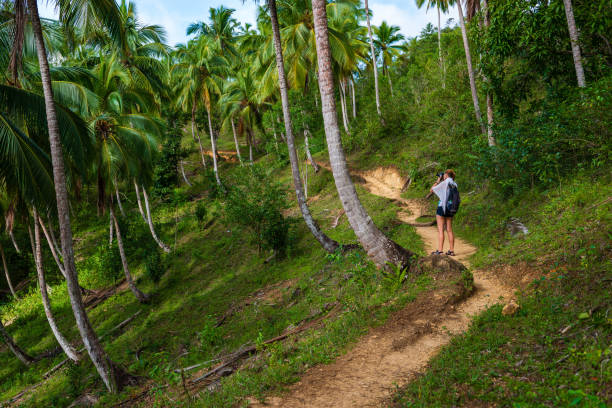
0, 319, 34, 365
26, 0, 118, 392
180, 161, 192, 186
133, 180, 148, 223
350, 78, 356, 118
339, 81, 351, 135
33, 208, 80, 362
364, 0, 381, 117
562, 0, 586, 87
110, 206, 150, 304
387, 72, 394, 96
304, 128, 319, 173
311, 0, 414, 268
141, 186, 171, 253
191, 104, 198, 142
207, 109, 221, 185
231, 118, 243, 164
109, 215, 114, 245
97, 170, 106, 216
9, 230, 20, 253
46, 215, 62, 256
438, 5, 445, 89
0, 243, 17, 299
248, 130, 254, 163
38, 217, 66, 279
482, 0, 496, 146
268, 0, 340, 254
115, 188, 125, 217
457, 0, 486, 135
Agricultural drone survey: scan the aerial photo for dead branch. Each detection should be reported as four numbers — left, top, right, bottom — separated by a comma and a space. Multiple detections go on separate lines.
330, 210, 345, 229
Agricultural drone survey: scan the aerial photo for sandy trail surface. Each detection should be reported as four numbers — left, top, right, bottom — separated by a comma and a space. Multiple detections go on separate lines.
250, 165, 514, 408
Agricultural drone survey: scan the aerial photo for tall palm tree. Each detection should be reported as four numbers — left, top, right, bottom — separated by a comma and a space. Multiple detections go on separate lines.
267, 0, 340, 254
311, 0, 414, 268
455, 0, 486, 135
561, 0, 586, 87
25, 0, 119, 393
415, 0, 448, 87
372, 21, 404, 94
363, 0, 381, 117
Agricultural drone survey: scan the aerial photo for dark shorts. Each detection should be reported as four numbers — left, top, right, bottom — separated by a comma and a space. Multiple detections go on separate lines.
436, 206, 453, 218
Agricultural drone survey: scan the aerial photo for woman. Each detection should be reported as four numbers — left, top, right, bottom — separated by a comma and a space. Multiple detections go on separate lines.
430, 169, 457, 256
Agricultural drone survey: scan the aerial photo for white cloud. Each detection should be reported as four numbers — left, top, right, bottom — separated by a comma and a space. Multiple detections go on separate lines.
370, 1, 457, 38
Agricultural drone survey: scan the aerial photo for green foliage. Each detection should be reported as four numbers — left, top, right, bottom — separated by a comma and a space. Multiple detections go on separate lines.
145, 249, 164, 284
224, 164, 292, 257
198, 315, 222, 353
154, 116, 184, 200
194, 201, 207, 226
383, 262, 408, 292
89, 242, 122, 285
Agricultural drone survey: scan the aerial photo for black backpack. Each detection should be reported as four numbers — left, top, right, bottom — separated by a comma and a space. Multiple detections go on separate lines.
446, 184, 460, 216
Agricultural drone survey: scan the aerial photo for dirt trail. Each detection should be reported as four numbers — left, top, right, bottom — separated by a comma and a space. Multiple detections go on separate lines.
250, 166, 514, 408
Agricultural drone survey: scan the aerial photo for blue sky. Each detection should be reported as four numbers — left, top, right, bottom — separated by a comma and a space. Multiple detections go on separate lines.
38, 0, 459, 47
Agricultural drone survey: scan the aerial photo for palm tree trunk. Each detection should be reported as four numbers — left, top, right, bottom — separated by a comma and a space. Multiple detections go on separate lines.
0, 319, 34, 365
207, 109, 221, 185
196, 131, 207, 168
0, 243, 17, 299
387, 72, 394, 96
457, 0, 486, 135
191, 105, 198, 142
9, 230, 20, 253
38, 217, 66, 279
141, 186, 171, 253
482, 0, 496, 146
350, 78, 357, 118
248, 131, 254, 163
304, 128, 319, 172
97, 170, 106, 216
339, 81, 350, 134
133, 180, 148, 223
109, 215, 114, 245
110, 206, 149, 304
115, 187, 125, 217
33, 208, 79, 362
26, 0, 117, 392
437, 5, 445, 89
311, 0, 414, 268
231, 118, 243, 164
364, 0, 382, 117
562, 0, 586, 87
180, 161, 192, 186
268, 0, 339, 254
46, 215, 62, 256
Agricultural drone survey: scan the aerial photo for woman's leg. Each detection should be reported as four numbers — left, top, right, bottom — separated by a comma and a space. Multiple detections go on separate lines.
436, 215, 445, 252
445, 217, 455, 252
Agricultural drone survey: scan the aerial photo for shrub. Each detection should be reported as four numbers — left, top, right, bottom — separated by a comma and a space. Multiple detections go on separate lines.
195, 201, 207, 226
90, 242, 122, 285
145, 249, 164, 283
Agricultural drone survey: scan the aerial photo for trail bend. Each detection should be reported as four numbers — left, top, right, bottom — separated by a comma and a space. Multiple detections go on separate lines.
250, 164, 514, 408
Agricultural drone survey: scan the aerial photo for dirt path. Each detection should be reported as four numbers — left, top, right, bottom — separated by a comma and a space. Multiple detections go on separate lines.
250, 166, 514, 408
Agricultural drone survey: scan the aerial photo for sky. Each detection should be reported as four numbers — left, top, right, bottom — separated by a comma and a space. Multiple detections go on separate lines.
37, 0, 459, 47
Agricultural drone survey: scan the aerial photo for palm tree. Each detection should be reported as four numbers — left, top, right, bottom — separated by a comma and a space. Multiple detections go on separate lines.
373, 21, 404, 94
311, 0, 414, 268
561, 0, 586, 87
25, 0, 119, 393
455, 0, 486, 136
266, 0, 340, 254
415, 0, 449, 87
363, 0, 381, 117
188, 6, 240, 58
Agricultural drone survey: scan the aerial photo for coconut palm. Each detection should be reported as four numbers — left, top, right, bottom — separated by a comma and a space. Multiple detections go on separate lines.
363, 0, 381, 116
311, 0, 414, 268
372, 21, 404, 94
415, 0, 448, 86
187, 6, 239, 59
561, 0, 586, 87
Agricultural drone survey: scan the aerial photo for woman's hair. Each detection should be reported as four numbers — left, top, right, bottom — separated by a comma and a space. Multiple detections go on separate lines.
445, 169, 456, 179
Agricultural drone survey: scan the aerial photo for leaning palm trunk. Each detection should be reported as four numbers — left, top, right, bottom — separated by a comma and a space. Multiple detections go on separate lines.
304, 128, 319, 173
115, 188, 125, 217
191, 105, 198, 142
45, 215, 62, 256
311, 0, 414, 268
364, 0, 382, 117
0, 243, 17, 299
141, 186, 171, 253
248, 131, 254, 163
133, 181, 148, 223
0, 319, 34, 365
38, 217, 66, 278
268, 0, 339, 254
110, 206, 150, 304
231, 118, 243, 164
9, 230, 20, 253
207, 109, 221, 185
350, 78, 357, 118
339, 81, 351, 134
33, 208, 79, 362
457, 0, 486, 135
26, 0, 117, 392
562, 0, 586, 87
109, 216, 114, 245
180, 161, 192, 186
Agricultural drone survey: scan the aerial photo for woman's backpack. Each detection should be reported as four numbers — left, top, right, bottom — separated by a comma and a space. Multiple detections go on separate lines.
446, 184, 460, 216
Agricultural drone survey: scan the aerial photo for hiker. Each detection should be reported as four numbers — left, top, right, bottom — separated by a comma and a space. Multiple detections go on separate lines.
430, 169, 459, 256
